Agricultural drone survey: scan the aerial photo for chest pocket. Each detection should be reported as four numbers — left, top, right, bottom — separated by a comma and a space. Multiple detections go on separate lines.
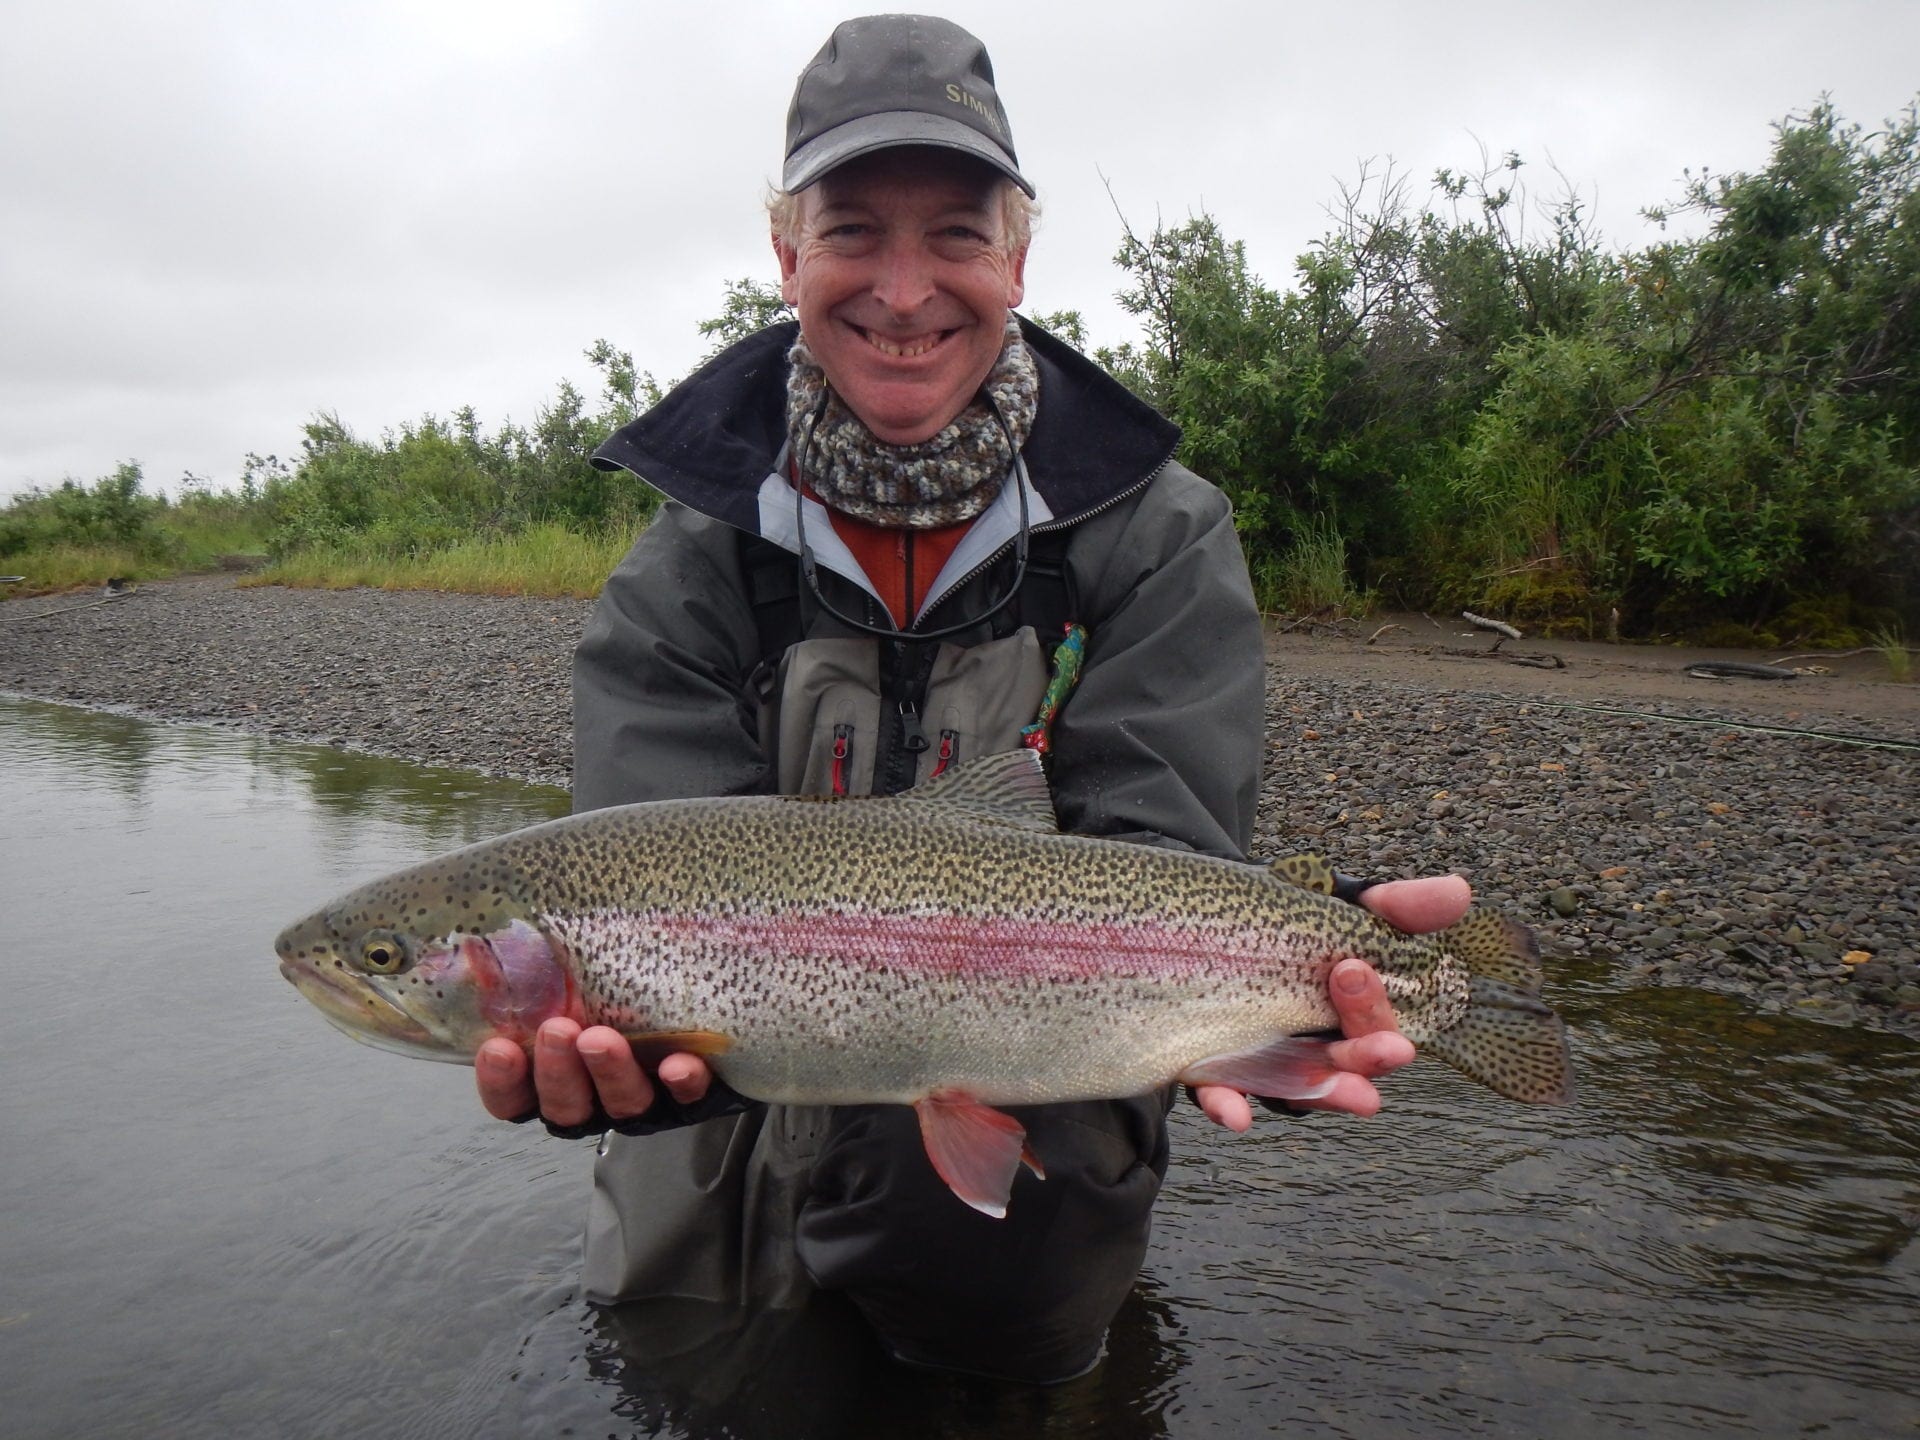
761, 628, 1051, 796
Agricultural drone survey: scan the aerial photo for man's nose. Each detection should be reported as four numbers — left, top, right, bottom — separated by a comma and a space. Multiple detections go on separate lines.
871, 237, 937, 316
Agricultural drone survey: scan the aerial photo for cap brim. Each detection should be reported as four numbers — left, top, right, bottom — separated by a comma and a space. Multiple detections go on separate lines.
783, 110, 1035, 196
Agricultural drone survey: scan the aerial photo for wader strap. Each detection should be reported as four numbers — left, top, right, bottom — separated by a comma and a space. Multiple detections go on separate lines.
743, 534, 805, 660
998, 527, 1077, 641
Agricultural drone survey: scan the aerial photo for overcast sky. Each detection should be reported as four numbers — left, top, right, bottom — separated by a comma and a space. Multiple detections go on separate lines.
3, 1, 1915, 501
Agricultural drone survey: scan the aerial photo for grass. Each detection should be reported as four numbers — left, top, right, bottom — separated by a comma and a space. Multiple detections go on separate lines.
0, 506, 271, 599
245, 522, 635, 598
1868, 623, 1914, 682
0, 542, 177, 597
1262, 514, 1373, 617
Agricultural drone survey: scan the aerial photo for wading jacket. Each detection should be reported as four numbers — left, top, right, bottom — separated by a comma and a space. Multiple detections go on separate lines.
567, 318, 1266, 1379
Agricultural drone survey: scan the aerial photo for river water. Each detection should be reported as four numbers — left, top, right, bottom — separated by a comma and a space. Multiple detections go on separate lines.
2, 693, 1916, 1440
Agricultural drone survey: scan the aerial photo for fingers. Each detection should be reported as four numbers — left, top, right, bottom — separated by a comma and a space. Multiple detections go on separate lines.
1194, 1084, 1254, 1132
481, 1022, 705, 1128
530, 1018, 602, 1129
1290, 1073, 1387, 1118
1360, 874, 1471, 934
1286, 961, 1416, 1117
1327, 957, 1403, 1038
574, 1025, 658, 1122
1326, 1027, 1416, 1076
476, 1037, 536, 1120
655, 1053, 714, 1107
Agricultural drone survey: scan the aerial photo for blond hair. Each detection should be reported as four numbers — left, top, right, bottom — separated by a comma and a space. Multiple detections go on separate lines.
767, 174, 1035, 255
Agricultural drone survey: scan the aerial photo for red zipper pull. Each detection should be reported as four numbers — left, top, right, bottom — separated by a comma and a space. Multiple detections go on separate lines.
831, 724, 853, 796
930, 730, 958, 778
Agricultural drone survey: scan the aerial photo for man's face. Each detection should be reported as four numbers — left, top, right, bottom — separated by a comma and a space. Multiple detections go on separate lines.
775, 149, 1028, 446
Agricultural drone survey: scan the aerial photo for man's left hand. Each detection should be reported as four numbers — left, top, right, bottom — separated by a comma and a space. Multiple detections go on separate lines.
1193, 874, 1471, 1128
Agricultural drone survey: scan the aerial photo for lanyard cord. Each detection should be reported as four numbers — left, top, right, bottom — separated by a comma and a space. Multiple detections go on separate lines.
792, 387, 1032, 643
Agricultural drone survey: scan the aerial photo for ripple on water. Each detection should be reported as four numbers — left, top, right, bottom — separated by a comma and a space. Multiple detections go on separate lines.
3, 696, 1918, 1439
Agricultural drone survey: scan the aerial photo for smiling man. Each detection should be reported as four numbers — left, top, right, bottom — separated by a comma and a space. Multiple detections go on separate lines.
475, 14, 1467, 1383
775, 150, 1027, 446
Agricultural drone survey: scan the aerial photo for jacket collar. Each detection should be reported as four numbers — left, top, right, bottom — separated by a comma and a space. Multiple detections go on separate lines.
589, 316, 1181, 535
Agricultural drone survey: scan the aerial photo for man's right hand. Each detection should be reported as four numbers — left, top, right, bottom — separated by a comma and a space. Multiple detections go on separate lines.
477, 1019, 713, 1129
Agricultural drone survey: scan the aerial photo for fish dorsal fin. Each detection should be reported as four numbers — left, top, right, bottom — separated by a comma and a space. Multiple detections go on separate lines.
901, 750, 1058, 833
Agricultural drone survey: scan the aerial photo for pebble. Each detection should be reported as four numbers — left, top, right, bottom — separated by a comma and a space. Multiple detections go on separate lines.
1257, 663, 1918, 1040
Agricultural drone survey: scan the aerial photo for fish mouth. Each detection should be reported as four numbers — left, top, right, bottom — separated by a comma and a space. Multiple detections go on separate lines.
279, 956, 442, 1054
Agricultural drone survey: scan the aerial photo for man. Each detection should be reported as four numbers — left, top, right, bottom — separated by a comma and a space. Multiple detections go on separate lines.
477, 14, 1468, 1383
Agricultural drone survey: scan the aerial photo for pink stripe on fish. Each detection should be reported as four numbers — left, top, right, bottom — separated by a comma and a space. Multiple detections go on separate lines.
629, 908, 1287, 979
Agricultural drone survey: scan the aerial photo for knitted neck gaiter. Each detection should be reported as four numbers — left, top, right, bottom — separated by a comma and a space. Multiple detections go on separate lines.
784, 316, 1038, 528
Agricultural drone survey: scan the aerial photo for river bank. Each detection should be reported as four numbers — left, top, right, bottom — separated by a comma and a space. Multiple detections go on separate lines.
3, 575, 1915, 1036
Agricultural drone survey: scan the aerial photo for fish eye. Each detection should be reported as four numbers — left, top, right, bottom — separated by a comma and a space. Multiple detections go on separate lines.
358, 931, 410, 975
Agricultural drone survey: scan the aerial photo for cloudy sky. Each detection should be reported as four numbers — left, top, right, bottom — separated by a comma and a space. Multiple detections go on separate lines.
4, 0, 1915, 501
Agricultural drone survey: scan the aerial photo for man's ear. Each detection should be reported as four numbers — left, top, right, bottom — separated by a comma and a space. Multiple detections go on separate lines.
1006, 244, 1028, 309
775, 231, 800, 306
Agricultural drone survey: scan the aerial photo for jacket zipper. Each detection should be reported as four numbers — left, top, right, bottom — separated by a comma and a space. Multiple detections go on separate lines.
871, 455, 1170, 792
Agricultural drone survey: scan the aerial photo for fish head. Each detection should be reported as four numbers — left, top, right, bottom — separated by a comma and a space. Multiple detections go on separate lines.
275, 858, 580, 1064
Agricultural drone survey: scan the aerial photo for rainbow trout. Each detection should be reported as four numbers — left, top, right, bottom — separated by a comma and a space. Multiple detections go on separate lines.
278, 750, 1574, 1216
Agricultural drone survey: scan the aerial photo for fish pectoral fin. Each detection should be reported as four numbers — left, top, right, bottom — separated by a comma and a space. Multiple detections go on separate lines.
1179, 1037, 1341, 1102
913, 1093, 1031, 1219
618, 1029, 736, 1063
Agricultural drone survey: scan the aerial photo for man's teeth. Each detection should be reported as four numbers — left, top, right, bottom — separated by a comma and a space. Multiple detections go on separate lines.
864, 330, 942, 358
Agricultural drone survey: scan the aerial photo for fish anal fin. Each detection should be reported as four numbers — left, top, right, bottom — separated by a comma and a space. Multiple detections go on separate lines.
914, 1092, 1030, 1219
900, 751, 1057, 833
1179, 1036, 1341, 1101
619, 1029, 735, 1064
1267, 854, 1336, 895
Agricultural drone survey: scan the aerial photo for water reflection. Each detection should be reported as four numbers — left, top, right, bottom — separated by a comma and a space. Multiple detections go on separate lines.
0, 690, 568, 859
543, 1283, 1185, 1440
3, 694, 1918, 1440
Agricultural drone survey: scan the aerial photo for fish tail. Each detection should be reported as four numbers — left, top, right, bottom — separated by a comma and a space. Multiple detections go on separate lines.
1423, 912, 1577, 1105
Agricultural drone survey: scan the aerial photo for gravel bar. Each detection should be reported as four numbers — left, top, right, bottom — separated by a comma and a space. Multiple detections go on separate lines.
4, 575, 1915, 1038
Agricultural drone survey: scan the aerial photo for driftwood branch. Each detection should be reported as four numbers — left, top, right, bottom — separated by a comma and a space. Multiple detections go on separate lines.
1462, 611, 1523, 640
1767, 647, 1879, 666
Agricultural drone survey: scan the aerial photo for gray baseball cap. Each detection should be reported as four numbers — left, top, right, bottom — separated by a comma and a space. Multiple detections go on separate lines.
783, 14, 1034, 197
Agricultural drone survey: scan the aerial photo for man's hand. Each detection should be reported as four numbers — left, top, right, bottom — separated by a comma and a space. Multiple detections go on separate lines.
1193, 874, 1471, 1130
476, 1020, 712, 1130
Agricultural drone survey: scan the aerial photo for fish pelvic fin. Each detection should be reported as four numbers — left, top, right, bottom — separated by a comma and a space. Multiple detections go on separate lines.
914, 1092, 1032, 1219
901, 750, 1057, 833
1421, 911, 1576, 1104
1178, 1036, 1342, 1102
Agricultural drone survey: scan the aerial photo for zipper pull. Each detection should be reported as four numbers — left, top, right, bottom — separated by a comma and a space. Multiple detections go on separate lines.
898, 701, 929, 753
930, 730, 959, 778
831, 723, 853, 796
